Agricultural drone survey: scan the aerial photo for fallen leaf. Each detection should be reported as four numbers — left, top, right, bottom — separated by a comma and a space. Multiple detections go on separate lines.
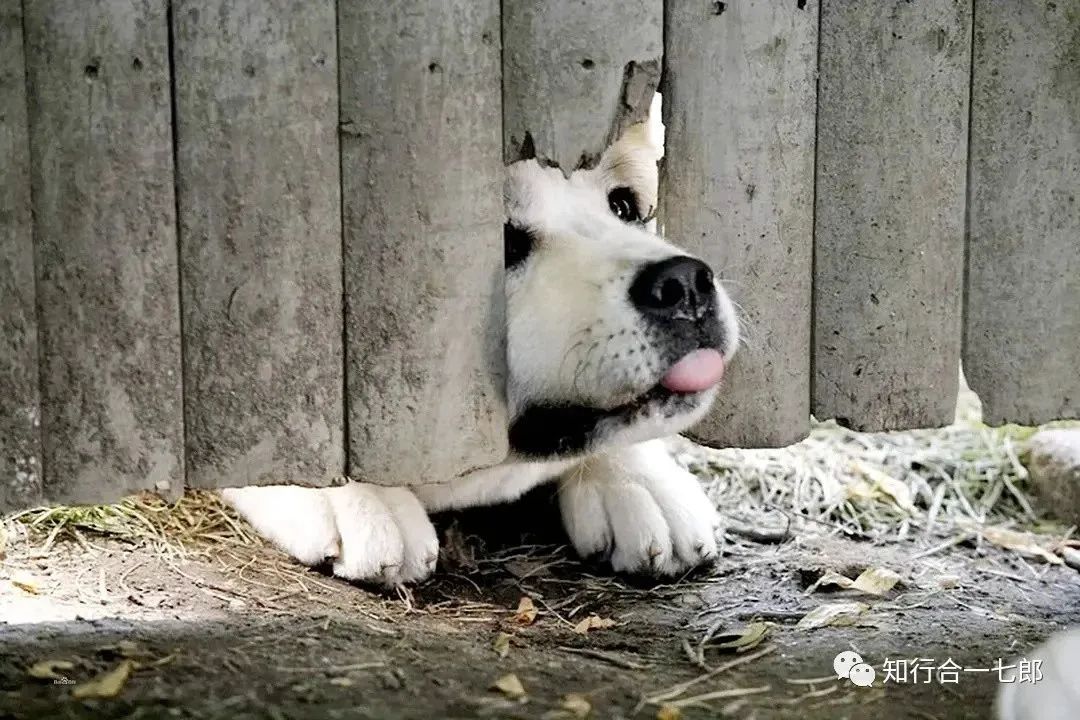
978, 525, 1063, 565
656, 705, 682, 720
11, 573, 39, 595
514, 597, 538, 625
27, 660, 75, 681
492, 673, 526, 699
72, 660, 134, 700
848, 462, 917, 514
804, 571, 854, 594
561, 693, 591, 718
807, 568, 900, 597
573, 615, 616, 634
795, 602, 868, 630
493, 632, 512, 658
851, 567, 901, 595
709, 622, 770, 653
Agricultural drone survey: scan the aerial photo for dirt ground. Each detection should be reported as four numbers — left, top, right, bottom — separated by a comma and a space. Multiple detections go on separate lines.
3, 485, 1079, 720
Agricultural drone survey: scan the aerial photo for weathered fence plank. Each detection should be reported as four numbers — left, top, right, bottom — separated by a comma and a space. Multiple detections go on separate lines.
22, 0, 184, 503
339, 1, 507, 485
0, 3, 42, 511
663, 0, 819, 448
172, 0, 344, 488
502, 0, 661, 169
964, 1, 1080, 426
812, 0, 971, 431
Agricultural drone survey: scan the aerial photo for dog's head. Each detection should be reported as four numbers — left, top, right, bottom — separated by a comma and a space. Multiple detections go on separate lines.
504, 124, 739, 460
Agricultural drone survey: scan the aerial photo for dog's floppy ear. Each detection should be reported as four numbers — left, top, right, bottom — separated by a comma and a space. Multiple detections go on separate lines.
599, 123, 661, 221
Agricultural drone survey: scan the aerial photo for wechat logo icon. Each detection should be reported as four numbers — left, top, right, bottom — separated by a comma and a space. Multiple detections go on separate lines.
834, 651, 876, 688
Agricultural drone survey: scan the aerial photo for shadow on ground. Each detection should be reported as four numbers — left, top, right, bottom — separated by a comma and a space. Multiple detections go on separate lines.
3, 490, 1079, 720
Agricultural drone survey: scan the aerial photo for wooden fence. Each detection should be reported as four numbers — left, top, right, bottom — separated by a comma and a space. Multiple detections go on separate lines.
1, 0, 1077, 511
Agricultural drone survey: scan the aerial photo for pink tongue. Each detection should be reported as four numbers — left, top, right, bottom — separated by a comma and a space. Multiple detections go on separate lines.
660, 349, 726, 393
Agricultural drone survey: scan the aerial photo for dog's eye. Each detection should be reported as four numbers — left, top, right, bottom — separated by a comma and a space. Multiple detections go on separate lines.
504, 222, 535, 269
607, 187, 641, 223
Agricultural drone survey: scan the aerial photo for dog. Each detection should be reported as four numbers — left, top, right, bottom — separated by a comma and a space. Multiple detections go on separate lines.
222, 121, 740, 587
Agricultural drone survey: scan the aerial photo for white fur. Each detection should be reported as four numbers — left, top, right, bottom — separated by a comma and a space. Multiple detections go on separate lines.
223, 119, 738, 587
222, 483, 437, 585
412, 459, 576, 512
559, 439, 719, 575
224, 439, 719, 584
502, 126, 738, 416
221, 485, 339, 566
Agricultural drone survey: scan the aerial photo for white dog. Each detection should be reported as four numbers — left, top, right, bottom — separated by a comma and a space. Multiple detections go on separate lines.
223, 123, 740, 587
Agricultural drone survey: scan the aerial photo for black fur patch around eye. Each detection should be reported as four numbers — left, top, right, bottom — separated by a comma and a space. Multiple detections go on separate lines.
504, 222, 535, 270
607, 186, 641, 223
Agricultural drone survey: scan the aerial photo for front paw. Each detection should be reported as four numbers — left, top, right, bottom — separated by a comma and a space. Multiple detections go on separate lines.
558, 440, 720, 576
222, 482, 438, 587
324, 484, 439, 586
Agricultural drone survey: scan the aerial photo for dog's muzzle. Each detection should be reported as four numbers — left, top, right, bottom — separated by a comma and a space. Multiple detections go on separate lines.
630, 255, 728, 393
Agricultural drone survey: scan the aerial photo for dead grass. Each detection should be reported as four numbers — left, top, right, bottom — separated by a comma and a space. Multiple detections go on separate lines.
4, 490, 259, 559
676, 420, 1047, 543
675, 378, 1078, 552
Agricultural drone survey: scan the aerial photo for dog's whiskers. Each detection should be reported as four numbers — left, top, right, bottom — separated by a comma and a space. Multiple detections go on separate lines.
733, 312, 760, 354
572, 340, 602, 397
559, 325, 599, 379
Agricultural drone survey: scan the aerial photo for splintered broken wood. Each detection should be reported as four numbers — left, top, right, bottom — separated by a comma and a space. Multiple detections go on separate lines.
663, 0, 818, 448
0, 2, 42, 511
172, 0, 345, 488
501, 0, 662, 171
22, 0, 186, 504
339, 0, 508, 485
963, 0, 1080, 426
812, 0, 971, 432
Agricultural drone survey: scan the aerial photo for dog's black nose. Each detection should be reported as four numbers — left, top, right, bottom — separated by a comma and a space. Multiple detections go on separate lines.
630, 256, 715, 321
